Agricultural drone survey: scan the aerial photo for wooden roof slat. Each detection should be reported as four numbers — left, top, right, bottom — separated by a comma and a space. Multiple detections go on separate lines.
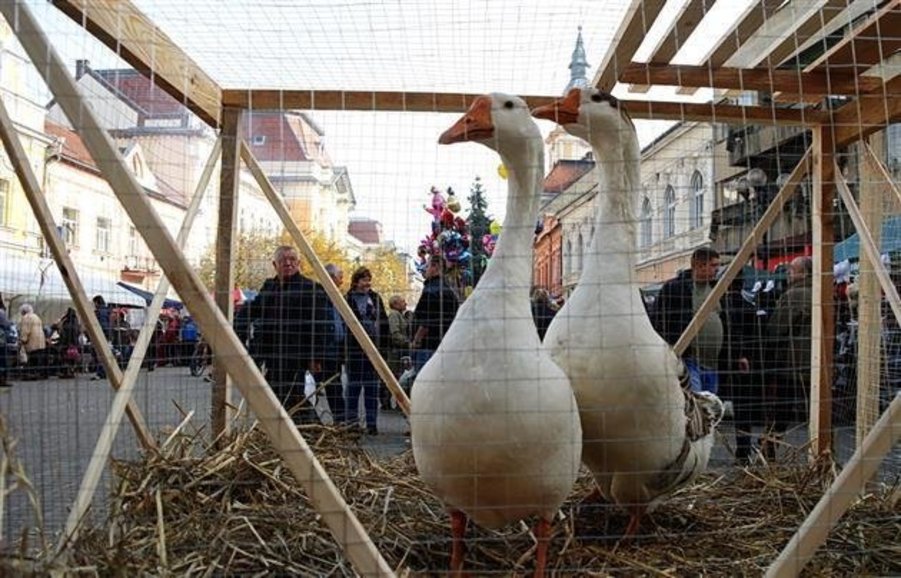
704, 0, 785, 68
52, 0, 222, 128
832, 74, 901, 149
649, 0, 716, 64
620, 62, 883, 95
593, 0, 667, 91
805, 0, 901, 74
767, 0, 849, 67
222, 88, 826, 125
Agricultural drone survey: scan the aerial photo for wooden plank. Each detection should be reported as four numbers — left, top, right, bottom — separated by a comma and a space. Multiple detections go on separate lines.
832, 75, 901, 149
0, 75, 156, 454
649, 0, 715, 64
212, 108, 241, 440
222, 88, 827, 125
767, 0, 849, 67
240, 143, 411, 416
855, 137, 884, 448
805, 0, 901, 74
593, 0, 668, 91
809, 126, 834, 458
5, 3, 392, 573
63, 137, 220, 549
619, 63, 882, 95
52, 0, 221, 127
704, 0, 784, 68
675, 148, 812, 357
765, 392, 901, 578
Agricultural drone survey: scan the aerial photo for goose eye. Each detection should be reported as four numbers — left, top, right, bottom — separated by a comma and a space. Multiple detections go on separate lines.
503, 100, 515, 109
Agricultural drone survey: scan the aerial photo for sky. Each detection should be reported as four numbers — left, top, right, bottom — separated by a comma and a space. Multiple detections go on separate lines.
20, 0, 760, 253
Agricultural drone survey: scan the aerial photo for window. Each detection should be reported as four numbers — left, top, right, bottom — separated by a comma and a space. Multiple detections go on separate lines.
252, 135, 266, 146
640, 197, 652, 248
95, 217, 111, 253
690, 171, 704, 229
564, 238, 572, 276
576, 232, 584, 273
664, 186, 676, 238
128, 226, 140, 256
0, 179, 8, 226
62, 207, 79, 246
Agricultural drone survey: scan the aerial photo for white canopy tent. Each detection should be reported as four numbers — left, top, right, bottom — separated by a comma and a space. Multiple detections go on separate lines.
0, 252, 146, 323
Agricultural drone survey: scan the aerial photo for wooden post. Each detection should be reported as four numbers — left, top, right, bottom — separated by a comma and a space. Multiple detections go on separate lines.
240, 142, 411, 415
855, 137, 884, 447
0, 82, 156, 450
212, 108, 241, 439
809, 126, 834, 456
62, 138, 221, 548
4, 3, 393, 573
765, 392, 901, 578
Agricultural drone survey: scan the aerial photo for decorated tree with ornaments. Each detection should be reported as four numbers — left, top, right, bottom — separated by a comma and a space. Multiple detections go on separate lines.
415, 180, 499, 299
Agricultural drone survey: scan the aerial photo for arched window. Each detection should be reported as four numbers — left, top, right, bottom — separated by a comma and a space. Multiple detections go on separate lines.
640, 197, 652, 248
689, 170, 704, 229
664, 185, 676, 238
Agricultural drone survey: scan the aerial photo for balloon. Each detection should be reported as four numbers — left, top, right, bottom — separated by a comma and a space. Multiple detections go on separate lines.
497, 163, 508, 179
489, 220, 502, 236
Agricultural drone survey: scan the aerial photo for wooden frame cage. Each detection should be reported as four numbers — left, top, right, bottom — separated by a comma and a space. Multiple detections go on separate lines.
0, 0, 898, 575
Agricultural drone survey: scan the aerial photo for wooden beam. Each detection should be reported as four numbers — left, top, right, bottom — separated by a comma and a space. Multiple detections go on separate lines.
705, 0, 784, 67
593, 0, 668, 91
765, 392, 901, 578
809, 126, 835, 457
212, 108, 241, 440
52, 0, 221, 128
6, 3, 392, 573
832, 75, 901, 149
240, 143, 411, 416
620, 63, 883, 95
63, 137, 220, 549
649, 0, 715, 64
805, 0, 901, 74
767, 0, 849, 67
222, 88, 827, 125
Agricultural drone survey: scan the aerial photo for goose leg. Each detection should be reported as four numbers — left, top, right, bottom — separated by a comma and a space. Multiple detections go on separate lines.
449, 509, 468, 575
532, 517, 551, 577
623, 505, 644, 537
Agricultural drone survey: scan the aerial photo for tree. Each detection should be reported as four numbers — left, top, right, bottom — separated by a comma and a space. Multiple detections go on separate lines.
466, 176, 492, 286
358, 245, 410, 299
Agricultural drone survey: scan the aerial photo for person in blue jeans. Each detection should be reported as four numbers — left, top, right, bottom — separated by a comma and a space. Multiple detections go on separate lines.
343, 267, 389, 435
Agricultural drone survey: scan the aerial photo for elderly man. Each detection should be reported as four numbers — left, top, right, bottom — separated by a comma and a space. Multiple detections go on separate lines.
650, 246, 724, 393
235, 245, 332, 422
763, 256, 813, 459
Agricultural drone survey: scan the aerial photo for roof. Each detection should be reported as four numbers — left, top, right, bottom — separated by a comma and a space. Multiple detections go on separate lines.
246, 111, 331, 165
542, 159, 595, 196
85, 62, 187, 118
348, 218, 382, 245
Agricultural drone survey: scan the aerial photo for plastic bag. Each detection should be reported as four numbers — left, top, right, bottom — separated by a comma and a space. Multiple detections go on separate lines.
65, 345, 81, 362
17, 346, 27, 365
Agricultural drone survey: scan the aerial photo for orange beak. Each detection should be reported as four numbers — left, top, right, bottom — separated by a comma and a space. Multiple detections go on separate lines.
438, 95, 494, 144
531, 88, 582, 125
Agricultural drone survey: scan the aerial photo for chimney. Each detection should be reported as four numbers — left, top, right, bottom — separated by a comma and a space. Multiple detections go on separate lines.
75, 59, 89, 79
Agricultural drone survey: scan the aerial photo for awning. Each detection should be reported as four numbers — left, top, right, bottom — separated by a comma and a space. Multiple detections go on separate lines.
833, 215, 901, 263
117, 281, 184, 310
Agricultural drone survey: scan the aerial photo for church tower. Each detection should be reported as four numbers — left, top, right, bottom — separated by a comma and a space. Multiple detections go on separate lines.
546, 27, 593, 167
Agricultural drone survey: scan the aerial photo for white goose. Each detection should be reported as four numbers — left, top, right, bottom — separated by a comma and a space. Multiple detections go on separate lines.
532, 88, 723, 535
411, 93, 582, 576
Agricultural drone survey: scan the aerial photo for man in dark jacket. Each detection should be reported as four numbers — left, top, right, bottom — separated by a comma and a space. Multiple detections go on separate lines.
410, 255, 460, 370
235, 245, 333, 420
650, 247, 723, 393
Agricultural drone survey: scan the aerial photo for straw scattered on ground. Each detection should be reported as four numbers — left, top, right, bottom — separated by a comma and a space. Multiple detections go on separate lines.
1, 418, 899, 576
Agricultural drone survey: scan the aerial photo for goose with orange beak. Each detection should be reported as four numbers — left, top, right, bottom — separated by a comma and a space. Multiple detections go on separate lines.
411, 93, 581, 576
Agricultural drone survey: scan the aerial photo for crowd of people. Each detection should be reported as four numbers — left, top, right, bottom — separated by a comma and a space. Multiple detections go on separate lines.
649, 247, 815, 462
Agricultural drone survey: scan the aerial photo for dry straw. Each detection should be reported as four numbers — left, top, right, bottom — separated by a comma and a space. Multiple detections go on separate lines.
1, 417, 898, 576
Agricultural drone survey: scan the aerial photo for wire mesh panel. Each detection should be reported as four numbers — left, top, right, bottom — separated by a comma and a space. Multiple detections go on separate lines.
0, 1, 897, 576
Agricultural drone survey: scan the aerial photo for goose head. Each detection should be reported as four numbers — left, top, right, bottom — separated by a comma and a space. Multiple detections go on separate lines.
439, 93, 540, 158
531, 87, 634, 144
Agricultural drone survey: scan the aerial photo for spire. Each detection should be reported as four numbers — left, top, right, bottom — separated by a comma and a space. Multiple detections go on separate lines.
565, 26, 591, 94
